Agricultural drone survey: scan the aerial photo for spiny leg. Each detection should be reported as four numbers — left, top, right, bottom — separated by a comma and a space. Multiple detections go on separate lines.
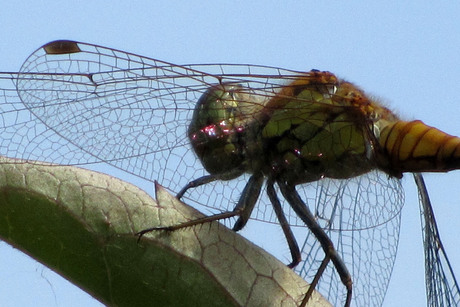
300, 255, 330, 307
137, 174, 263, 237
177, 167, 246, 199
176, 174, 218, 199
277, 180, 352, 307
232, 174, 264, 231
266, 177, 301, 268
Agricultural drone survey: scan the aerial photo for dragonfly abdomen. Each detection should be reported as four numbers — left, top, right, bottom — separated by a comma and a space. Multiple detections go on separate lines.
379, 120, 460, 173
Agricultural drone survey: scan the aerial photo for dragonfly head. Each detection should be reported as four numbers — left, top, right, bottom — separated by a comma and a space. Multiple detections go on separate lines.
188, 83, 265, 178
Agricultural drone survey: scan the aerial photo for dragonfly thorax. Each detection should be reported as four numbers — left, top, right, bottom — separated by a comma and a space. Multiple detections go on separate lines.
258, 74, 390, 184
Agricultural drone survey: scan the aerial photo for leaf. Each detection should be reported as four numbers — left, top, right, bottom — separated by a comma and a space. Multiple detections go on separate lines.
0, 157, 330, 306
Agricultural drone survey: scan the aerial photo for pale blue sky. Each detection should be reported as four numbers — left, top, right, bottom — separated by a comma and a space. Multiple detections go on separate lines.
1, 2, 460, 306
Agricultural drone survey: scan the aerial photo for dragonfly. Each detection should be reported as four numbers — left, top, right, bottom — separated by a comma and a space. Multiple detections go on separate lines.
0, 40, 459, 307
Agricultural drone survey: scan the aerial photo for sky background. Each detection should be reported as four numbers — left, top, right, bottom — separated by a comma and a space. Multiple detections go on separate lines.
1, 1, 460, 306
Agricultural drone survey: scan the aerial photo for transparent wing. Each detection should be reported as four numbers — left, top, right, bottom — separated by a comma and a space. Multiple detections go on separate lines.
1, 40, 303, 212
414, 173, 460, 307
7, 41, 298, 193
0, 40, 404, 227
0, 40, 407, 306
294, 171, 403, 306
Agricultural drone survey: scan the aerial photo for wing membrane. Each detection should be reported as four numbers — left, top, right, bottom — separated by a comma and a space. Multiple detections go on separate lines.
414, 173, 460, 306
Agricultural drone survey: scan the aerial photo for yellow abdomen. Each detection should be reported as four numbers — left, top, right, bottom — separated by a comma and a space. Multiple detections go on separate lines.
379, 120, 460, 173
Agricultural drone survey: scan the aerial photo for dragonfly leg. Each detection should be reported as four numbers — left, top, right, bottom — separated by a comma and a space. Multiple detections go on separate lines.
277, 180, 352, 307
176, 167, 246, 199
136, 209, 242, 239
232, 174, 264, 231
266, 178, 301, 268
300, 254, 330, 307
176, 174, 218, 199
138, 174, 264, 238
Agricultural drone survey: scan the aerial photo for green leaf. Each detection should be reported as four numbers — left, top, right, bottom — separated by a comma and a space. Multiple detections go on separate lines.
0, 157, 330, 306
